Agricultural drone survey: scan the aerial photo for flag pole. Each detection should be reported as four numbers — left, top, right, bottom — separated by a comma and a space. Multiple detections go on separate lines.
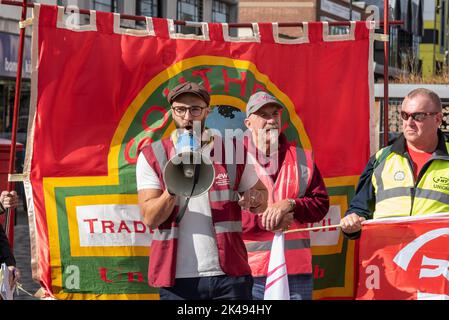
5, 0, 28, 250
284, 224, 341, 234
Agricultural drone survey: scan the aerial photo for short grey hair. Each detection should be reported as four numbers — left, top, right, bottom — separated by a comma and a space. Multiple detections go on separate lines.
403, 88, 442, 112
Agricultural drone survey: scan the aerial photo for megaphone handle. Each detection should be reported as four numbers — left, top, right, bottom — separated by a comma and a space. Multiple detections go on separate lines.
175, 163, 202, 224
175, 197, 190, 224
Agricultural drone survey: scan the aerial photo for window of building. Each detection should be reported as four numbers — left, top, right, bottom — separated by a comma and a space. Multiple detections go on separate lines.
57, 0, 79, 6
329, 26, 349, 35
92, 0, 117, 12
0, 80, 30, 145
177, 0, 203, 34
212, 0, 230, 23
136, 0, 159, 17
177, 0, 202, 22
422, 29, 439, 44
390, 27, 399, 68
397, 29, 414, 71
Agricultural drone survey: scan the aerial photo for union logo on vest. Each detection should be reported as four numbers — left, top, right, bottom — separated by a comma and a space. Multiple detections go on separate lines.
215, 173, 230, 186
433, 177, 449, 192
394, 171, 405, 181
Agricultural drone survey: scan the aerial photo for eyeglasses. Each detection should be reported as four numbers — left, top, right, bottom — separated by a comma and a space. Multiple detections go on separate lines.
400, 111, 439, 122
172, 106, 207, 117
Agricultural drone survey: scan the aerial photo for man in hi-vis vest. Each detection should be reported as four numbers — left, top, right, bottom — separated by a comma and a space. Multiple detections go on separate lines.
341, 88, 449, 238
136, 82, 268, 300
241, 91, 329, 300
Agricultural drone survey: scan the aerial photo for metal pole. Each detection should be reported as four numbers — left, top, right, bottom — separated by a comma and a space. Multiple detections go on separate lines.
0, 0, 404, 27
349, 0, 353, 20
383, 0, 390, 147
5, 0, 28, 250
432, 3, 438, 76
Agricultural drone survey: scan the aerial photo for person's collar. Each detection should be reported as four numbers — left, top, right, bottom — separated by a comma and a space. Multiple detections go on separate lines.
390, 134, 407, 154
434, 129, 449, 157
391, 129, 448, 156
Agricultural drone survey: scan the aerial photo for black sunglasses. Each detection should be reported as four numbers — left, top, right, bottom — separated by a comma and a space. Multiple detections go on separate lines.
400, 111, 438, 122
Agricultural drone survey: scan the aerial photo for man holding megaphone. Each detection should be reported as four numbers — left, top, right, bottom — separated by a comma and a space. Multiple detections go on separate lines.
136, 82, 268, 300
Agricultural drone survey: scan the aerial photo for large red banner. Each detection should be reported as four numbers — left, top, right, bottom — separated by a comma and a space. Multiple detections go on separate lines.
357, 214, 449, 300
24, 4, 374, 299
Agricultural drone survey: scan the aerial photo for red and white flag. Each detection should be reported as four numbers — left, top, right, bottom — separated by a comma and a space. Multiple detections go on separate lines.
264, 232, 290, 300
357, 213, 449, 300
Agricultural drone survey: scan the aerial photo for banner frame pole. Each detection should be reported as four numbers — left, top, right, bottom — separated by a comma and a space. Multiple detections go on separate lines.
5, 0, 28, 249
383, 0, 390, 147
1, 0, 402, 27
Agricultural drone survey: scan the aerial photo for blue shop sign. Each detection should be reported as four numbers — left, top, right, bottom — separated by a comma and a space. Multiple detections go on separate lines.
0, 32, 31, 79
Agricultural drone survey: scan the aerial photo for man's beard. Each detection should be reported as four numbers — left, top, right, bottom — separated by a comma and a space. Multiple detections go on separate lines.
174, 120, 205, 136
264, 124, 279, 131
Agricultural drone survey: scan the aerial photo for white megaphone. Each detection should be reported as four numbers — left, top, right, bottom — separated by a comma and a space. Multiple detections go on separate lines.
163, 133, 215, 198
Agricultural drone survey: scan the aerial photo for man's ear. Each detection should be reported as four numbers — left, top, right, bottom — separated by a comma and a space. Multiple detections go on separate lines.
436, 112, 443, 125
244, 118, 251, 130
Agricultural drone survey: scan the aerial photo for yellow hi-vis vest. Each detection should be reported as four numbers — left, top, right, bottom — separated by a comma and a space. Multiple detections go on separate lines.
372, 142, 449, 219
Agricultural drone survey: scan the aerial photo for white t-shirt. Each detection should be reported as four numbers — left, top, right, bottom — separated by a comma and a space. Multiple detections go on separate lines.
136, 148, 258, 278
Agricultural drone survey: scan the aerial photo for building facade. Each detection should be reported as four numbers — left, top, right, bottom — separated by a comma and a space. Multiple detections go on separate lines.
238, 0, 316, 37
0, 2, 31, 142
315, 0, 425, 81
52, 0, 239, 23
419, 0, 449, 78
